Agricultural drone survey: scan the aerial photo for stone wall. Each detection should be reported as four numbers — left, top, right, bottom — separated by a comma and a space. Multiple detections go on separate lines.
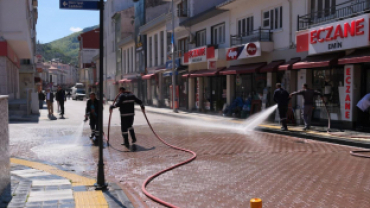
0, 96, 10, 195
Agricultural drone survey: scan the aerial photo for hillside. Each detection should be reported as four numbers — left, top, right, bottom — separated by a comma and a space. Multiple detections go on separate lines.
37, 25, 98, 64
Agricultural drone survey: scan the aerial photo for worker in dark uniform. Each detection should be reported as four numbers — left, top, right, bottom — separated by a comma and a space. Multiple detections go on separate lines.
273, 83, 290, 131
110, 87, 144, 148
85, 92, 100, 140
290, 83, 322, 131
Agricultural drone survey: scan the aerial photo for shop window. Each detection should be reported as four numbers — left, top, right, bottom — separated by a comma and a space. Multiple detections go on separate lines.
238, 16, 254, 37
196, 29, 206, 47
235, 74, 267, 100
262, 6, 283, 30
312, 68, 343, 108
212, 23, 225, 45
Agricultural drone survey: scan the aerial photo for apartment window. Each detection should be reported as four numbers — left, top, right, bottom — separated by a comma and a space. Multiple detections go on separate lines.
123, 50, 126, 74
238, 16, 254, 37
311, 0, 336, 18
263, 6, 283, 30
178, 37, 189, 57
131, 47, 134, 72
196, 29, 206, 47
149, 37, 153, 67
128, 48, 130, 73
160, 31, 164, 65
154, 34, 158, 66
212, 23, 225, 45
177, 0, 188, 17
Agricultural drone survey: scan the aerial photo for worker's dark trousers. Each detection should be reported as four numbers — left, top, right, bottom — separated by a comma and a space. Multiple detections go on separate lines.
121, 116, 136, 144
278, 105, 288, 129
90, 117, 99, 138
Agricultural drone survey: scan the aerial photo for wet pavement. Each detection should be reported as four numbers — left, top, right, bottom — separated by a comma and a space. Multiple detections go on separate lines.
9, 100, 370, 208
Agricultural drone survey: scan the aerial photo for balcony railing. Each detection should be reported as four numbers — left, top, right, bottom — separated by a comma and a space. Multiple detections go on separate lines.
177, 9, 189, 18
298, 0, 370, 31
230, 28, 272, 46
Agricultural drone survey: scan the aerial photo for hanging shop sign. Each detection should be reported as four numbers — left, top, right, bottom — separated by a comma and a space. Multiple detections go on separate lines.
226, 42, 261, 61
296, 14, 370, 55
183, 46, 216, 64
208, 60, 217, 70
166, 58, 181, 69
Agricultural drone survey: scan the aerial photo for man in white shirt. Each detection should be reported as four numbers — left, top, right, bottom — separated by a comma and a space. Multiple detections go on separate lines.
45, 88, 54, 116
356, 93, 370, 130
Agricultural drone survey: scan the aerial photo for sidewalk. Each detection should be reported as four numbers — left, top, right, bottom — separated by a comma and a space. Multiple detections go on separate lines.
0, 158, 134, 208
138, 105, 370, 148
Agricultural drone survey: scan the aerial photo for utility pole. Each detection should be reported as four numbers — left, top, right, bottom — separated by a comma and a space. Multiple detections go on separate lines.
95, 0, 107, 190
171, 0, 178, 113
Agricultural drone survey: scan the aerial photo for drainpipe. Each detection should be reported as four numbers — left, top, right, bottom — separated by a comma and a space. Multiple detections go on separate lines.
288, 0, 293, 48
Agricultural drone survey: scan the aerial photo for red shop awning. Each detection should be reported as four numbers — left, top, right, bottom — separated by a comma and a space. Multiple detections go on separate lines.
278, 57, 301, 71
220, 62, 266, 75
338, 48, 370, 65
292, 52, 345, 70
189, 67, 226, 77
119, 79, 128, 83
142, 74, 155, 80
260, 60, 285, 73
182, 74, 190, 78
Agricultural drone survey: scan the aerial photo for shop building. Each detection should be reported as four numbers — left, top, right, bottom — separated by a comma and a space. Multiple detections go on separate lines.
295, 5, 370, 128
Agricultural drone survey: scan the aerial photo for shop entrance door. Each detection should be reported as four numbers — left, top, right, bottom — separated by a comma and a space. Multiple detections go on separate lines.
210, 76, 226, 112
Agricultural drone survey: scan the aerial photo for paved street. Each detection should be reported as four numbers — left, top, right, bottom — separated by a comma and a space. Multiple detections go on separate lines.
8, 100, 370, 208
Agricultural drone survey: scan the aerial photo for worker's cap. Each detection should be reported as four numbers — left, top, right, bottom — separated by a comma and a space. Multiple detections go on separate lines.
89, 92, 96, 96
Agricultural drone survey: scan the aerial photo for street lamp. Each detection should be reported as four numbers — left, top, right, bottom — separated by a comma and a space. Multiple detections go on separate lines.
95, 0, 107, 190
171, 0, 178, 113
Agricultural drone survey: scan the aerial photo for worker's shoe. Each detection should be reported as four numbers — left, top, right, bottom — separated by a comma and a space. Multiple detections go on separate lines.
121, 134, 130, 148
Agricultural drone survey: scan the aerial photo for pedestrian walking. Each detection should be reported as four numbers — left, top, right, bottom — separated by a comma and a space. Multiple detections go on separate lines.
85, 92, 100, 140
38, 90, 45, 109
56, 86, 67, 117
45, 88, 54, 116
273, 83, 290, 131
110, 87, 145, 148
356, 93, 370, 130
290, 83, 322, 131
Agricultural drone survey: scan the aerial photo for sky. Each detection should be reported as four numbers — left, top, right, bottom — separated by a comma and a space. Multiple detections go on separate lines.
36, 0, 100, 43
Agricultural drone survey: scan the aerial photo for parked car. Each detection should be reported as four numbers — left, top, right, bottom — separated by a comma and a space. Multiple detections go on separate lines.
71, 84, 86, 101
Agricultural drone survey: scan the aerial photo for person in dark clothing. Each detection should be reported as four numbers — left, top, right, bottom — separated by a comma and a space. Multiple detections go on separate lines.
290, 83, 322, 131
85, 92, 100, 140
273, 83, 290, 131
55, 86, 67, 116
38, 90, 45, 109
110, 87, 144, 148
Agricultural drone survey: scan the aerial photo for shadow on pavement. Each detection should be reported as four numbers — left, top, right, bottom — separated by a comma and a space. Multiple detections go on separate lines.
108, 144, 155, 153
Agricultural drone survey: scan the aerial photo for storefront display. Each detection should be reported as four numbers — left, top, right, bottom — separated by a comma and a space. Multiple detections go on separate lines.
203, 76, 226, 112
311, 67, 344, 121
235, 73, 267, 100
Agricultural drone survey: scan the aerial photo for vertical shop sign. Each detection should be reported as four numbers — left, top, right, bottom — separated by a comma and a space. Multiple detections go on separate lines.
196, 79, 199, 109
344, 65, 353, 121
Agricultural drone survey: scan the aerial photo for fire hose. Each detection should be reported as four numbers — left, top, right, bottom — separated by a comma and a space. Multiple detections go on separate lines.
106, 93, 197, 208
321, 97, 370, 158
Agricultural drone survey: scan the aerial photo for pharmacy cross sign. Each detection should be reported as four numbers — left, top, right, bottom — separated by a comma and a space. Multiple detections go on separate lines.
60, 0, 100, 10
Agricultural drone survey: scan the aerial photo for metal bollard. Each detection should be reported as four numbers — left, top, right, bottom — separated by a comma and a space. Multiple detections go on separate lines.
250, 198, 262, 208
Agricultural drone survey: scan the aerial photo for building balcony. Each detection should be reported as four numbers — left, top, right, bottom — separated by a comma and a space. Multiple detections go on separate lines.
230, 28, 272, 47
298, 0, 370, 31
